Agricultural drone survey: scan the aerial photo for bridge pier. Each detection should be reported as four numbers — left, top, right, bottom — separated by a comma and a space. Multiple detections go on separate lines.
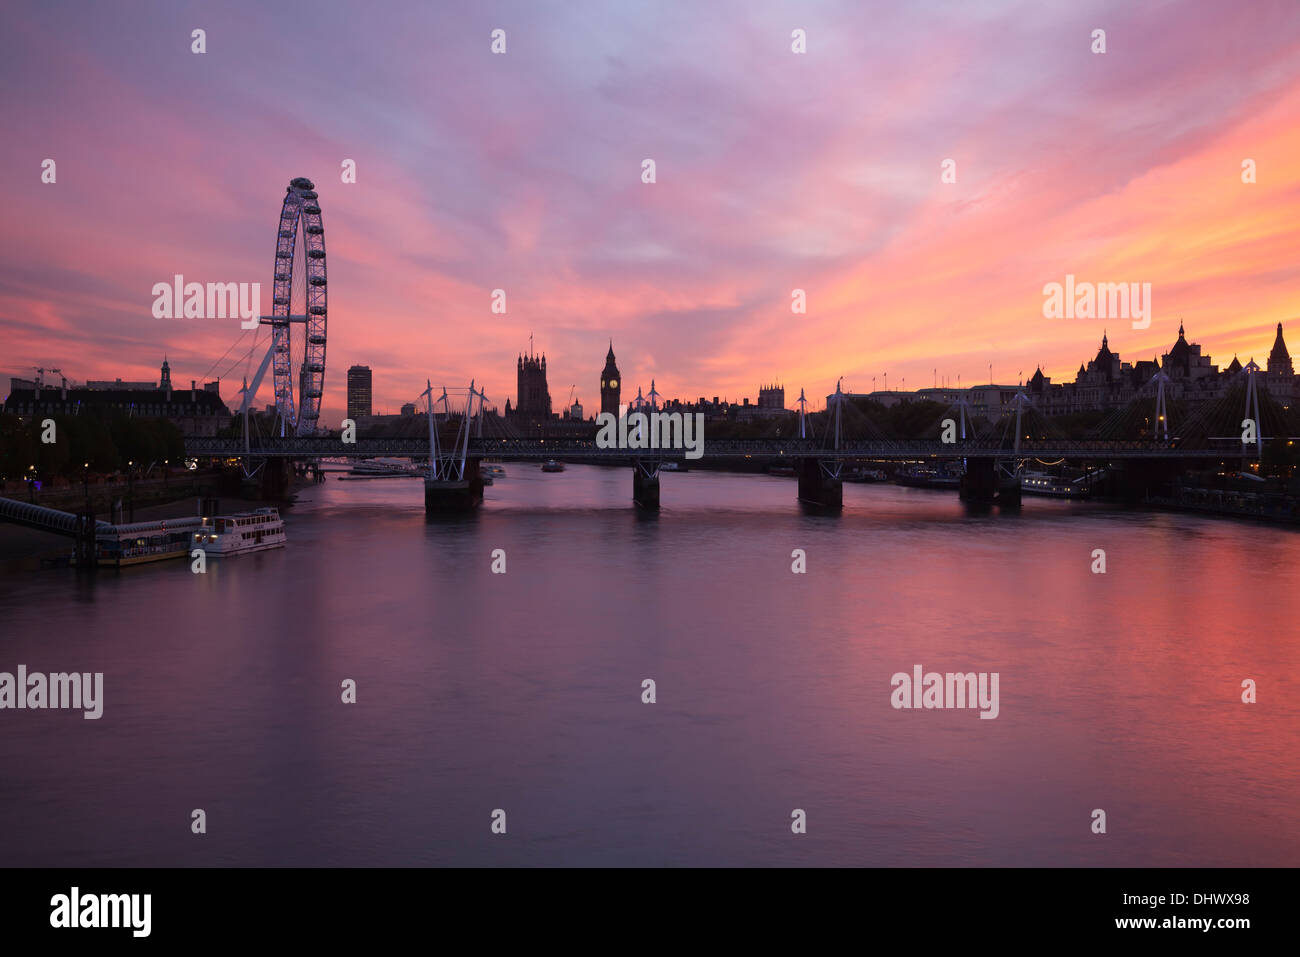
797, 458, 842, 509
997, 464, 1022, 508
960, 458, 1021, 507
260, 459, 290, 499
73, 509, 96, 569
424, 458, 483, 512
633, 459, 660, 510
960, 458, 996, 504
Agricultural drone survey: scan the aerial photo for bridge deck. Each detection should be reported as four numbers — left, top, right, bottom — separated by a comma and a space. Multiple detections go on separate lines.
183, 437, 1253, 461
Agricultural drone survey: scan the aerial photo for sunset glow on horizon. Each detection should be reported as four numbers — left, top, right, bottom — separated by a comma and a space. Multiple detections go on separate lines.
2, 0, 1298, 423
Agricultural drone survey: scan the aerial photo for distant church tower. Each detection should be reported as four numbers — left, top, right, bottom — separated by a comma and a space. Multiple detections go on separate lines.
600, 342, 621, 417
159, 356, 171, 390
1267, 322, 1293, 375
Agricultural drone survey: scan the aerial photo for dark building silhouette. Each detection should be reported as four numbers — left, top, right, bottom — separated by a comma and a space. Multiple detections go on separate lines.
1161, 322, 1217, 381
347, 365, 373, 419
758, 383, 785, 410
3, 357, 231, 436
601, 342, 621, 417
515, 348, 551, 421
1018, 322, 1296, 413
1267, 322, 1293, 376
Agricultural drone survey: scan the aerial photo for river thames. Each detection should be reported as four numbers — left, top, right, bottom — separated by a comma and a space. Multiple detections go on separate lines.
1, 466, 1297, 866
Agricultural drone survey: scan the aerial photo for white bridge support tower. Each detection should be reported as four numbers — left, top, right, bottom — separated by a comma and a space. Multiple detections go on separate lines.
797, 380, 844, 509
1243, 360, 1264, 461
422, 381, 487, 511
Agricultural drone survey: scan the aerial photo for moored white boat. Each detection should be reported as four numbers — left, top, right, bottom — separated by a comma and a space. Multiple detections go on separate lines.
191, 507, 287, 556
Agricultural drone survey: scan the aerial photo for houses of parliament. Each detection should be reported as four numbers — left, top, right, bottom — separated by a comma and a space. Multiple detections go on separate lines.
505, 341, 624, 425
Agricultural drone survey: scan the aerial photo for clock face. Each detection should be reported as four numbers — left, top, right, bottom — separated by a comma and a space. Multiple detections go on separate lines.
608, 379, 618, 389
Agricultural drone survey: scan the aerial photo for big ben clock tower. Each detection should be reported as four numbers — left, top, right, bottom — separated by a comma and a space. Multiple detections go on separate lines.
600, 342, 621, 417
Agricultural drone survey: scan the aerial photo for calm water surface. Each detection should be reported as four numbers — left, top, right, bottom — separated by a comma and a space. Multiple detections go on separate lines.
1, 465, 1297, 866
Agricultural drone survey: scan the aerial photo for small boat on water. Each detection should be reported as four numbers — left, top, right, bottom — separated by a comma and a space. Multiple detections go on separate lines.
1020, 469, 1100, 499
482, 464, 507, 478
659, 461, 682, 472
342, 458, 419, 479
541, 460, 566, 473
895, 465, 962, 489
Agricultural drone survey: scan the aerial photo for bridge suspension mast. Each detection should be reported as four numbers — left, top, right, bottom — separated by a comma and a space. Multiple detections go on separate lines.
1150, 371, 1171, 442
832, 379, 843, 452
237, 341, 277, 476
1243, 360, 1264, 461
474, 384, 488, 438
956, 395, 971, 441
421, 380, 451, 479
1012, 390, 1029, 458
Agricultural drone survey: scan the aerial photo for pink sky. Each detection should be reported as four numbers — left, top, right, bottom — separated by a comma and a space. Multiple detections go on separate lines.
2, 0, 1298, 424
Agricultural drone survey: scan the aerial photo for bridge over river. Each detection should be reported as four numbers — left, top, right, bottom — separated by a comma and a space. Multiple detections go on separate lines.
182, 433, 1255, 512
184, 365, 1281, 511
184, 434, 1239, 461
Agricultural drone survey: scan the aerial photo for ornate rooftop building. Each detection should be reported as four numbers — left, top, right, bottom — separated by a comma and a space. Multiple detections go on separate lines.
1267, 322, 1293, 376
513, 347, 551, 422
1161, 322, 1218, 381
1027, 322, 1296, 415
